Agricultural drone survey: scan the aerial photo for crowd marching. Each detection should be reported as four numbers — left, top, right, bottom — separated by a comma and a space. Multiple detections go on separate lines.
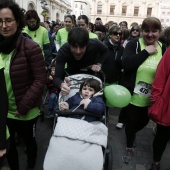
0, 0, 170, 170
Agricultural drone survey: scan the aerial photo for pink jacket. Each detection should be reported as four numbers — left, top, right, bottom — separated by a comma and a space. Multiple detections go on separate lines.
148, 47, 170, 126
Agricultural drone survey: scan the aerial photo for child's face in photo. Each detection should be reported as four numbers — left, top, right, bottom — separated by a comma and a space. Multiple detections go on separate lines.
81, 85, 95, 99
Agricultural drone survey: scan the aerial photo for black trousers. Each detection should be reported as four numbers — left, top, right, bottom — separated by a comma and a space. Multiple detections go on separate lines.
7, 117, 38, 170
122, 104, 149, 148
153, 124, 170, 162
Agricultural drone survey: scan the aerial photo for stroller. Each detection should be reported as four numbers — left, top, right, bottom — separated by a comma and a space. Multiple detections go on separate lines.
43, 73, 112, 170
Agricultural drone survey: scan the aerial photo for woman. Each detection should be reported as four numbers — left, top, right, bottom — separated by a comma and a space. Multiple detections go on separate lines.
23, 10, 52, 67
0, 56, 8, 168
116, 25, 141, 129
123, 25, 140, 47
102, 25, 124, 86
0, 1, 46, 169
120, 17, 166, 164
148, 47, 170, 170
77, 15, 98, 39
56, 15, 73, 48
119, 21, 128, 30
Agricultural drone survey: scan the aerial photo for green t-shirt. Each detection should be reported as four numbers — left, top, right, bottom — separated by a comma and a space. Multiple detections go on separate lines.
89, 32, 98, 39
130, 38, 162, 107
0, 52, 40, 121
23, 26, 49, 56
56, 28, 69, 47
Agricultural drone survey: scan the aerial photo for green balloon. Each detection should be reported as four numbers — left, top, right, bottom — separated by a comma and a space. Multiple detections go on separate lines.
104, 85, 131, 108
106, 100, 114, 107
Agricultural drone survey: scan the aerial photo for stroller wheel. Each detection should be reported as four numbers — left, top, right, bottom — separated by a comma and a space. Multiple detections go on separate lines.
104, 144, 113, 170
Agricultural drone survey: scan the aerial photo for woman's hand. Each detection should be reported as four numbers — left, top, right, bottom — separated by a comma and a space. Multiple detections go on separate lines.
145, 45, 158, 55
0, 149, 6, 158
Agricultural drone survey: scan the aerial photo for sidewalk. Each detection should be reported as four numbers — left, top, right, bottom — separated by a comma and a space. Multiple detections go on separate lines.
1, 107, 170, 170
108, 107, 170, 170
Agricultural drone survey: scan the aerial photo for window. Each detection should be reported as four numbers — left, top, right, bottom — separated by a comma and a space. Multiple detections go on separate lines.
167, 19, 169, 22
97, 3, 102, 14
134, 7, 139, 16
161, 19, 164, 22
162, 11, 165, 15
81, 4, 83, 10
147, 8, 152, 17
122, 6, 127, 16
110, 5, 115, 15
168, 12, 170, 15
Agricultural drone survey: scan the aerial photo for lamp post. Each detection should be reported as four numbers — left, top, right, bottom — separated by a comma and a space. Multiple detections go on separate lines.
40, 0, 48, 22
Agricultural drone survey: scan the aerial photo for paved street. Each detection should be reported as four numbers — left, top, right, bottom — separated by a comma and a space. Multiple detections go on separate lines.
2, 107, 170, 170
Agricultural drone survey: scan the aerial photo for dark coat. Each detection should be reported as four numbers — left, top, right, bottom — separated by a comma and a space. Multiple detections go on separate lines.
54, 39, 108, 89
66, 92, 105, 122
0, 68, 8, 150
103, 37, 124, 84
10, 33, 46, 115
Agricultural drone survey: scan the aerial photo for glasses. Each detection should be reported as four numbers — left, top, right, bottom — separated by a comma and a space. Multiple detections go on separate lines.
112, 32, 122, 36
0, 18, 15, 27
132, 29, 139, 32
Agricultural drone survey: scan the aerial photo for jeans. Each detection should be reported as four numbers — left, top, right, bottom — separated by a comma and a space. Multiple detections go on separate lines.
48, 93, 58, 110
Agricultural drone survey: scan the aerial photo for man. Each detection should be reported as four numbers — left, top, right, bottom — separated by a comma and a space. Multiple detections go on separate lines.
54, 27, 108, 95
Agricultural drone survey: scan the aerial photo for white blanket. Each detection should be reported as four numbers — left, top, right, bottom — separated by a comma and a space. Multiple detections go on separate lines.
43, 117, 108, 170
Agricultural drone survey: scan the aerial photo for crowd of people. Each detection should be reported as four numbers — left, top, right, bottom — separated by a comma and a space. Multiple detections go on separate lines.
0, 0, 170, 170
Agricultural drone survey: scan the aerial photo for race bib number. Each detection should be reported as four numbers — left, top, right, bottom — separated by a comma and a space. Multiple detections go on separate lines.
134, 81, 151, 97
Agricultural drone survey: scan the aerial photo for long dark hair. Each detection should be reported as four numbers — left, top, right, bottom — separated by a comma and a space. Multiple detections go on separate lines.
0, 0, 26, 32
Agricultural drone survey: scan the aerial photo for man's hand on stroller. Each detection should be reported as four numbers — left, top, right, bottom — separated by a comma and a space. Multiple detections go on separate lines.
59, 102, 69, 110
60, 77, 70, 96
88, 64, 101, 72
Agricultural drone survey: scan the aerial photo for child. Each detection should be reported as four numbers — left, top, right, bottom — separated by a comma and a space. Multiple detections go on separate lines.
46, 67, 58, 118
59, 78, 105, 122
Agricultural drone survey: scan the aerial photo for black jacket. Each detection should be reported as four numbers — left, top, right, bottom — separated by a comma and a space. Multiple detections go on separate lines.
54, 39, 108, 89
120, 38, 166, 94
102, 38, 124, 84
0, 69, 8, 150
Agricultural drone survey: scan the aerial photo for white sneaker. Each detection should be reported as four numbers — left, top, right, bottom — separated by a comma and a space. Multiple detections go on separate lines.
116, 123, 124, 129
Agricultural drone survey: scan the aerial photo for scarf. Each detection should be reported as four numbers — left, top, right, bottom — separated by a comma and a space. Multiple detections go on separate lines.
28, 23, 40, 31
0, 31, 20, 54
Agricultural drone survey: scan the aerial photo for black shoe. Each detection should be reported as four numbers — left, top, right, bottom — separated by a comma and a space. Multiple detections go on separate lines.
122, 148, 134, 164
149, 163, 160, 170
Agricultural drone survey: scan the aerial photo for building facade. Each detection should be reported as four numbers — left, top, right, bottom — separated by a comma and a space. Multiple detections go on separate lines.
14, 0, 72, 22
72, 0, 91, 20
90, 0, 160, 27
158, 0, 170, 28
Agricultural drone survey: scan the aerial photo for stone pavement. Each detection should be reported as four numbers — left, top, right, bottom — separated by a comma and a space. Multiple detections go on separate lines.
108, 107, 170, 170
1, 107, 170, 170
